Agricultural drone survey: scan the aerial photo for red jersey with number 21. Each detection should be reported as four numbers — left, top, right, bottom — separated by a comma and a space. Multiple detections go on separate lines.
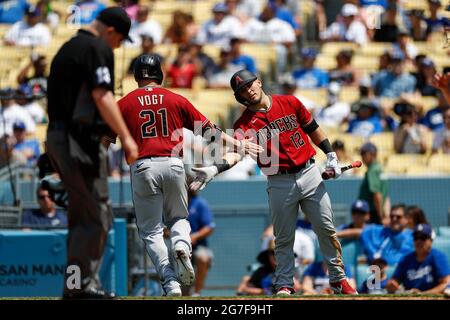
118, 86, 211, 159
233, 95, 316, 175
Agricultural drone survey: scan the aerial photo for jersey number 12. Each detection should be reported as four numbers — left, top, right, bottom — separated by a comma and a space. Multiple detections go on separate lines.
140, 109, 169, 138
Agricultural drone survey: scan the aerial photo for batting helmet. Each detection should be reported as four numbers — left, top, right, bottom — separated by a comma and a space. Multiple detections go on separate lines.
134, 54, 163, 84
230, 69, 258, 106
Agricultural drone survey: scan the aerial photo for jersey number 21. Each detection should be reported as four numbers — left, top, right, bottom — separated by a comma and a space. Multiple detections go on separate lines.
140, 109, 169, 138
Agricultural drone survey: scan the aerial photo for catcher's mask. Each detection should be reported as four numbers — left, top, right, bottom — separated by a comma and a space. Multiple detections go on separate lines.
230, 69, 258, 106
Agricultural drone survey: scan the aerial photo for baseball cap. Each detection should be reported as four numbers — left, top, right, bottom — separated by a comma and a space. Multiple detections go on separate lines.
301, 47, 318, 58
341, 3, 359, 17
420, 57, 435, 68
96, 7, 132, 42
26, 5, 40, 17
13, 121, 26, 131
413, 224, 433, 239
360, 142, 377, 154
351, 200, 370, 213
212, 3, 228, 13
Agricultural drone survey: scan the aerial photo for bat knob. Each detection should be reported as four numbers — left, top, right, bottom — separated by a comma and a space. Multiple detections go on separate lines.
321, 168, 335, 180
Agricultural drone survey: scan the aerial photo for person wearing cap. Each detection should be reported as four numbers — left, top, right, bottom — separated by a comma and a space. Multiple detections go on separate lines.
127, 5, 162, 47
12, 121, 41, 168
196, 2, 241, 48
358, 141, 388, 224
46, 6, 138, 299
0, 87, 36, 138
372, 51, 416, 98
3, 5, 51, 47
319, 3, 368, 46
393, 101, 428, 154
337, 200, 371, 240
72, 1, 107, 25
386, 224, 450, 294
346, 99, 383, 138
292, 48, 329, 89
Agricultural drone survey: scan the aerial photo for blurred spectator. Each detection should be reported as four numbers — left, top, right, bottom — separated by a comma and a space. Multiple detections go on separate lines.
272, 0, 301, 37
301, 260, 356, 295
377, 50, 392, 72
392, 31, 418, 62
420, 92, 450, 130
320, 3, 368, 46
432, 107, 450, 153
358, 142, 388, 224
229, 37, 257, 74
72, 0, 106, 25
11, 121, 40, 168
167, 46, 197, 88
116, 0, 139, 22
373, 52, 416, 98
346, 99, 383, 137
359, 257, 389, 294
393, 102, 428, 154
127, 5, 162, 46
17, 53, 48, 95
15, 85, 47, 124
329, 49, 360, 86
164, 10, 196, 45
315, 0, 345, 36
0, 88, 36, 137
0, 0, 29, 24
387, 224, 450, 294
315, 82, 350, 128
127, 35, 164, 75
22, 186, 67, 228
292, 48, 329, 89
207, 49, 241, 88
36, 0, 60, 33
278, 73, 317, 110
415, 58, 440, 97
360, 204, 413, 265
405, 206, 430, 230
197, 3, 240, 48
188, 41, 217, 81
406, 9, 428, 41
373, 2, 399, 42
424, 0, 450, 36
187, 189, 216, 297
337, 200, 371, 240
226, 0, 262, 19
4, 5, 51, 47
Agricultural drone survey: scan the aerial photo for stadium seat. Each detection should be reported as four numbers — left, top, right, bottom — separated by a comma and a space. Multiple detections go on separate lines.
406, 165, 441, 176
369, 132, 394, 154
385, 154, 428, 175
428, 154, 450, 173
296, 88, 327, 107
321, 42, 358, 56
359, 42, 391, 56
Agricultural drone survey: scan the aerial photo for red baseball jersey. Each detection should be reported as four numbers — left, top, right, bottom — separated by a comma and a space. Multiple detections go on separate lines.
233, 95, 316, 175
118, 86, 211, 158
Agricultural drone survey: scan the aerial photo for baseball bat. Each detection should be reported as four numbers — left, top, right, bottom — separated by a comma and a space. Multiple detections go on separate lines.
322, 160, 362, 180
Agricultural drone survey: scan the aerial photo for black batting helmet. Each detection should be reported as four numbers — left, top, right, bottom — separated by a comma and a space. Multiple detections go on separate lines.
230, 69, 258, 106
134, 54, 163, 84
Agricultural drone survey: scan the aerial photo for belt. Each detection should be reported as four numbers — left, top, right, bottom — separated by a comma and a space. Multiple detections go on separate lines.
276, 158, 315, 175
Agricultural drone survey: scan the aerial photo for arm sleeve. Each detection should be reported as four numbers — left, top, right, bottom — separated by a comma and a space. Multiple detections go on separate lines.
85, 44, 115, 92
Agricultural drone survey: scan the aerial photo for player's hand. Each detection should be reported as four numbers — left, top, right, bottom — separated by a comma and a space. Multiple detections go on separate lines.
121, 135, 139, 165
431, 72, 449, 90
325, 152, 341, 179
189, 166, 219, 192
238, 137, 263, 158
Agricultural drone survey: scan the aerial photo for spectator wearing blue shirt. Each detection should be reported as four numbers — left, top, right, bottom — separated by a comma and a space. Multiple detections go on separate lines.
387, 224, 450, 294
293, 48, 329, 89
301, 260, 356, 294
373, 52, 417, 98
337, 200, 371, 241
187, 190, 216, 296
359, 257, 389, 294
359, 0, 387, 8
229, 37, 257, 75
22, 186, 67, 228
360, 204, 414, 266
424, 0, 450, 36
12, 121, 40, 168
347, 99, 383, 138
272, 0, 301, 36
0, 0, 29, 24
73, 0, 107, 25
420, 92, 450, 131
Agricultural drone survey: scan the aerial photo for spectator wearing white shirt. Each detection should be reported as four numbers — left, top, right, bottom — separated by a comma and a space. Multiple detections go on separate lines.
226, 0, 262, 19
314, 82, 350, 128
432, 108, 450, 154
320, 3, 368, 46
0, 88, 36, 137
4, 6, 51, 47
127, 5, 162, 47
197, 3, 241, 48
392, 31, 418, 62
15, 86, 47, 124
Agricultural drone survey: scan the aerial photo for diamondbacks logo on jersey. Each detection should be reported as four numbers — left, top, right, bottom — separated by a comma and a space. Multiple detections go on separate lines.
256, 114, 298, 144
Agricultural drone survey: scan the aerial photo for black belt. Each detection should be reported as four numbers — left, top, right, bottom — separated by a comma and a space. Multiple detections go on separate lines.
277, 158, 315, 175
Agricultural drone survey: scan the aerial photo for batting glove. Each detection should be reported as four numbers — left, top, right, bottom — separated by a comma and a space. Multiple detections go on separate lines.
325, 152, 341, 179
189, 166, 219, 192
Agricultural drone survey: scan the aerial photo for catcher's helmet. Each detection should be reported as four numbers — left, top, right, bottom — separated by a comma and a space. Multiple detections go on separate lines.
134, 54, 163, 84
230, 69, 258, 106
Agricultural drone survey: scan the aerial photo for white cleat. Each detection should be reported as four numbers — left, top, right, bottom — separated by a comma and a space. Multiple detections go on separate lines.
163, 280, 182, 297
173, 244, 195, 286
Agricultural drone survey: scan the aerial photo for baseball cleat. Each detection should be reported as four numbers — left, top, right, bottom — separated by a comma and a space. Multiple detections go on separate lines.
276, 287, 293, 296
330, 279, 358, 295
173, 244, 195, 286
163, 280, 182, 297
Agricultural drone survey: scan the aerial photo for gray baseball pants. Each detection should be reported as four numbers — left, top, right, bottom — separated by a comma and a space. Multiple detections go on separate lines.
130, 157, 192, 287
267, 163, 346, 291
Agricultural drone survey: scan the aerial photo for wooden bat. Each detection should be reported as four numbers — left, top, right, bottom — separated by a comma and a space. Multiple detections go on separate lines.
322, 160, 362, 180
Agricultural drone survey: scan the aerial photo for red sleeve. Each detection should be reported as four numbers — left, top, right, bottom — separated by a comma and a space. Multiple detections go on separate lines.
180, 96, 212, 135
291, 96, 312, 125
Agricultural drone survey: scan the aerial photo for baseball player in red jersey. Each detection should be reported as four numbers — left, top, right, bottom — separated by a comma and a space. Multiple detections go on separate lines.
117, 56, 261, 296
190, 70, 357, 295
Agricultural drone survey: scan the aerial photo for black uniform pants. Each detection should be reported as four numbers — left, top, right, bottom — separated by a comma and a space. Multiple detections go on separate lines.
47, 128, 113, 295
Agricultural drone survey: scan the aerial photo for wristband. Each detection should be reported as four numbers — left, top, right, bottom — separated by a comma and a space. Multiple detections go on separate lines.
214, 160, 231, 173
318, 139, 333, 154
